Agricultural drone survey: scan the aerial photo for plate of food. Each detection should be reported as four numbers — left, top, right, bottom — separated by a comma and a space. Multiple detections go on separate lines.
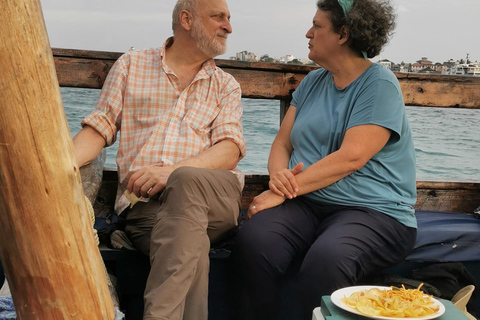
330, 285, 445, 319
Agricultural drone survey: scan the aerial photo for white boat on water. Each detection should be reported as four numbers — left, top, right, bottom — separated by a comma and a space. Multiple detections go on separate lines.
444, 55, 480, 76
446, 63, 480, 76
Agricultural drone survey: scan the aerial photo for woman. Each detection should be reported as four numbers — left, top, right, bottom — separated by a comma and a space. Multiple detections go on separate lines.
234, 0, 417, 319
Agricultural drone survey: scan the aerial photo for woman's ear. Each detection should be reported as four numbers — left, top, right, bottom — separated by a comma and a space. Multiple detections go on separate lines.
338, 26, 350, 45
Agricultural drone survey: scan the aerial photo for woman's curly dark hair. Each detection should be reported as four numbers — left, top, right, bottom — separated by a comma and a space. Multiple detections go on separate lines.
317, 0, 396, 58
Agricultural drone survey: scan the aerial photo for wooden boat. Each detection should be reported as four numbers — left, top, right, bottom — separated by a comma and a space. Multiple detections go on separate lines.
14, 48, 480, 320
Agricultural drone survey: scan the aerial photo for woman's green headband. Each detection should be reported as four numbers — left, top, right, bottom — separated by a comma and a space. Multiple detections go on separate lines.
337, 0, 354, 14
336, 0, 368, 60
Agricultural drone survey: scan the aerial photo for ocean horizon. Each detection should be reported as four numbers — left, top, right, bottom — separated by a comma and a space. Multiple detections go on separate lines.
61, 87, 480, 182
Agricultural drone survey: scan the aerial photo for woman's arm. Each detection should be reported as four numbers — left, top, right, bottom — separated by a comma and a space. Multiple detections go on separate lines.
267, 106, 304, 199
248, 124, 391, 220
294, 124, 392, 195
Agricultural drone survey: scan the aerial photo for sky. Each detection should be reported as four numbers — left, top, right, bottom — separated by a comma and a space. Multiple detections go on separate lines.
39, 0, 479, 65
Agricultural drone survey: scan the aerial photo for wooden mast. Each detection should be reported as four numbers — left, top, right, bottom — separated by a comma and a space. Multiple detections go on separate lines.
0, 0, 115, 319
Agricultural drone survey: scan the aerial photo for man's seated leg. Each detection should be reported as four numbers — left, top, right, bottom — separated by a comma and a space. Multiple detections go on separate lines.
143, 167, 241, 320
125, 200, 160, 256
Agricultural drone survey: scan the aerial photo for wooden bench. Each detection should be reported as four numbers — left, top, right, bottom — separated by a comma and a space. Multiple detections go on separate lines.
87, 168, 480, 320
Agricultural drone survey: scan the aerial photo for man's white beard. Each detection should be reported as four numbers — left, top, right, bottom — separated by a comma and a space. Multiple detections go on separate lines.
191, 18, 227, 58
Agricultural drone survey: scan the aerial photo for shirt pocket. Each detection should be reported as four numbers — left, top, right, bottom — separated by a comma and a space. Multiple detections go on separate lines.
184, 99, 220, 139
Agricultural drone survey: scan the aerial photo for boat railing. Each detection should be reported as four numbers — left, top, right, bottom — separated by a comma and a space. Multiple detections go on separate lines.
52, 48, 480, 214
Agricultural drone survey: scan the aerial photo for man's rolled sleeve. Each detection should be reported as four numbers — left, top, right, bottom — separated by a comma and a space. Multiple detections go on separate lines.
211, 80, 246, 159
81, 54, 128, 146
82, 110, 118, 147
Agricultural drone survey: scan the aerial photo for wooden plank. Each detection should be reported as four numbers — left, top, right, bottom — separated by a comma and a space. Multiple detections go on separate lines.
400, 80, 480, 108
239, 177, 480, 213
53, 48, 122, 60
96, 171, 480, 215
416, 188, 480, 213
54, 56, 115, 88
221, 68, 306, 99
52, 48, 480, 109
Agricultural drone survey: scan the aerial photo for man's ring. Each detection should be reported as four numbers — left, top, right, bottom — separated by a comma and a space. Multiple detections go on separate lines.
252, 205, 256, 210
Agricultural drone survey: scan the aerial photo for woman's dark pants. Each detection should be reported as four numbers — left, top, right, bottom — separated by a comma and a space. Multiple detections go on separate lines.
233, 197, 416, 320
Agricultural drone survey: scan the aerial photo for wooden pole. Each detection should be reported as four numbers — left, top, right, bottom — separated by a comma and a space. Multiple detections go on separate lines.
0, 1, 115, 319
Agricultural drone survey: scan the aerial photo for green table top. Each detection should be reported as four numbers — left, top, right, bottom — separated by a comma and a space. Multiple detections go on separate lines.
321, 295, 469, 320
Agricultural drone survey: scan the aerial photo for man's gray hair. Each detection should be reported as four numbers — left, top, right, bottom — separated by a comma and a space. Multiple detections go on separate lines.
172, 0, 197, 32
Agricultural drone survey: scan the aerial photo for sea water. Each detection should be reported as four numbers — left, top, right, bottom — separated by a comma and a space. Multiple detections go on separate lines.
61, 87, 480, 181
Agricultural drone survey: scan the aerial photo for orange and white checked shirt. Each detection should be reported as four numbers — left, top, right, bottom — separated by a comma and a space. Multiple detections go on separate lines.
82, 38, 246, 214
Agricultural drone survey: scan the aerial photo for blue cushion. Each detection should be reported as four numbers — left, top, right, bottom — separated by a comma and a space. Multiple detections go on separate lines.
406, 210, 480, 262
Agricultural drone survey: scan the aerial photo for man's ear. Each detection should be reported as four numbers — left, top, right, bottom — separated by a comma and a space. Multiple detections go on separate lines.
179, 10, 194, 31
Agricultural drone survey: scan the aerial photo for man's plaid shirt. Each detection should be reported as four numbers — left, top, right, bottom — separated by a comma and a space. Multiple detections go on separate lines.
82, 38, 246, 214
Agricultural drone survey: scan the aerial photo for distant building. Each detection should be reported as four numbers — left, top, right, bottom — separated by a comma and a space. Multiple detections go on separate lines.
417, 57, 434, 68
299, 58, 313, 65
434, 62, 448, 73
417, 66, 439, 74
411, 63, 423, 72
377, 59, 393, 69
399, 63, 412, 73
391, 64, 401, 73
278, 54, 296, 63
235, 51, 258, 62
227, 51, 477, 72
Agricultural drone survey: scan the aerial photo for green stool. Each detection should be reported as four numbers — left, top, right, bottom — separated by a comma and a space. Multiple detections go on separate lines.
316, 295, 469, 320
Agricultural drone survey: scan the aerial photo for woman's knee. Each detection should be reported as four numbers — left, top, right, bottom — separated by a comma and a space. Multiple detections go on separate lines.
297, 244, 358, 291
236, 219, 270, 256
236, 219, 293, 276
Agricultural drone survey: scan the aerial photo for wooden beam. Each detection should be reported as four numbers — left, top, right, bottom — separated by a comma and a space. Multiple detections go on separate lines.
51, 48, 480, 109
397, 74, 480, 108
96, 170, 480, 215
0, 2, 114, 319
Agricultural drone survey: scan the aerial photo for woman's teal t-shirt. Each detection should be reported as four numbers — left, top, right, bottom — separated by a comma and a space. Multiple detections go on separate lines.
290, 63, 417, 228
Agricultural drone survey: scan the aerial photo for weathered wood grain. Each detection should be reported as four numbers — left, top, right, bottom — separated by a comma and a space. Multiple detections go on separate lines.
52, 48, 480, 108
0, 5, 114, 320
96, 171, 480, 215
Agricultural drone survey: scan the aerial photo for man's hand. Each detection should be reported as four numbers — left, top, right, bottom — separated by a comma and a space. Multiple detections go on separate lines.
246, 190, 286, 221
127, 165, 174, 198
268, 162, 303, 199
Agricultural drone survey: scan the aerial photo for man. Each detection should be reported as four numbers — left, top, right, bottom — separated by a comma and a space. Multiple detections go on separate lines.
73, 0, 246, 319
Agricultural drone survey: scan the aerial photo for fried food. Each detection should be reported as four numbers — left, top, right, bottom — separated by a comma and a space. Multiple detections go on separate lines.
341, 284, 440, 318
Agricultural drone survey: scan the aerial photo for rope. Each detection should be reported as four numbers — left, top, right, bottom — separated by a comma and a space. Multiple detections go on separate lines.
84, 196, 112, 288
84, 195, 99, 246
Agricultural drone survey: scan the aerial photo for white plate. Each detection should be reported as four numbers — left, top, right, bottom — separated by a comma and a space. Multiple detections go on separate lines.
330, 285, 445, 320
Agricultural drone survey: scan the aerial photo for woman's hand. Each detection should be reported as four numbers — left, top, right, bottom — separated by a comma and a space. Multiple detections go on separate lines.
269, 162, 304, 199
246, 190, 286, 221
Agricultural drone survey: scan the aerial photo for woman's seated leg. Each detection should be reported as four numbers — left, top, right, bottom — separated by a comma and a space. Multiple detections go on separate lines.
234, 197, 320, 320
297, 206, 416, 318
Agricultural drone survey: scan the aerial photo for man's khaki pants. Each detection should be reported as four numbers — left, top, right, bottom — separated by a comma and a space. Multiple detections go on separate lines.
124, 167, 241, 320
